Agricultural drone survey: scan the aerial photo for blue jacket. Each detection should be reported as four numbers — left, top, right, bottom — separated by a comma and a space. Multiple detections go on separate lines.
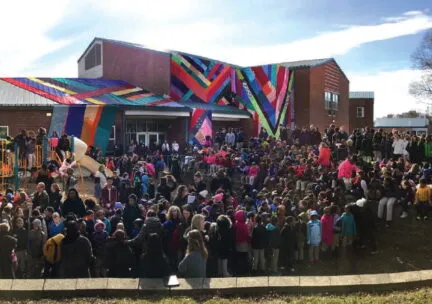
141, 175, 149, 195
341, 213, 356, 236
48, 222, 64, 238
307, 219, 322, 246
102, 217, 112, 235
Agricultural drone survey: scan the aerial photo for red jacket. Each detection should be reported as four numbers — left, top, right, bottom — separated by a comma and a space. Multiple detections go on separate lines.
234, 210, 250, 243
317, 147, 331, 166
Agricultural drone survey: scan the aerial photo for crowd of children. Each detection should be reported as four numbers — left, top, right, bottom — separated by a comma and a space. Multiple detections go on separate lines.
0, 124, 431, 279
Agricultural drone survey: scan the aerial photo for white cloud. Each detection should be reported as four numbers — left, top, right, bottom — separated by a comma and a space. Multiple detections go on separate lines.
212, 10, 432, 66
19, 55, 78, 77
348, 69, 427, 118
1, 2, 431, 119
0, 0, 74, 76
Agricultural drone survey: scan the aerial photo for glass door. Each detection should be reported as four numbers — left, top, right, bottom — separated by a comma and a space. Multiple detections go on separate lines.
136, 132, 166, 147
158, 133, 165, 145
148, 132, 158, 148
136, 133, 147, 146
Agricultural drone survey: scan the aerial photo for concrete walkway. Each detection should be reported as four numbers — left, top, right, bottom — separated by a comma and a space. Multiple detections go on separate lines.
1, 270, 432, 298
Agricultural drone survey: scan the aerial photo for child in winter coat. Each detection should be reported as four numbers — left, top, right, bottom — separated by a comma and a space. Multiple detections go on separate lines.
341, 204, 356, 247
92, 220, 109, 277
215, 215, 234, 277
251, 214, 267, 272
320, 207, 334, 253
48, 212, 64, 238
28, 219, 45, 278
95, 210, 112, 235
106, 229, 136, 277
294, 215, 307, 262
246, 211, 255, 260
65, 168, 77, 192
233, 210, 250, 275
266, 216, 281, 274
307, 211, 321, 264
280, 216, 297, 273
12, 217, 28, 278
94, 177, 102, 205
331, 205, 341, 251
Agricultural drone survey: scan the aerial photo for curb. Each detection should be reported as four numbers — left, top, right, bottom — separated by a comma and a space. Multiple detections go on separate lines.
0, 270, 431, 298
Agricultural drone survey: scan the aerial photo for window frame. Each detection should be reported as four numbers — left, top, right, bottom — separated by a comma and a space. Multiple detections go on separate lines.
0, 126, 9, 138
109, 125, 116, 142
84, 44, 102, 70
356, 106, 365, 118
324, 92, 339, 112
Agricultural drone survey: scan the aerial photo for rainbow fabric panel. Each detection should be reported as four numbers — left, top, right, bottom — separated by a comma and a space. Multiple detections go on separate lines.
1, 77, 177, 106
47, 104, 114, 154
189, 109, 212, 147
2, 77, 182, 154
169, 54, 294, 138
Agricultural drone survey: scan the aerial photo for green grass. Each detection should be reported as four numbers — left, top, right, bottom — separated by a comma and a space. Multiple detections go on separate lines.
2, 289, 432, 304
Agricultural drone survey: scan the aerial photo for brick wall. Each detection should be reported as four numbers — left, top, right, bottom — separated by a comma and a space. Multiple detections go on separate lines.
308, 62, 350, 132
0, 107, 52, 137
103, 42, 171, 95
293, 69, 311, 129
349, 98, 374, 132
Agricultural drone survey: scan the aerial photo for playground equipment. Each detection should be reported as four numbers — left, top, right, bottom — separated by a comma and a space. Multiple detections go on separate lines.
0, 135, 112, 191
0, 140, 14, 191
72, 137, 113, 177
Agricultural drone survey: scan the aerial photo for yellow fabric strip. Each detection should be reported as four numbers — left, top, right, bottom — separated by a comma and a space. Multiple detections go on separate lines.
112, 87, 141, 96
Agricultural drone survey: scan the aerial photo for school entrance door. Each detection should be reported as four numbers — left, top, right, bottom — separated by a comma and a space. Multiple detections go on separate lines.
136, 132, 165, 147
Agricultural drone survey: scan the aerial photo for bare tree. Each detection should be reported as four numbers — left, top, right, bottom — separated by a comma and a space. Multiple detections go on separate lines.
409, 30, 432, 103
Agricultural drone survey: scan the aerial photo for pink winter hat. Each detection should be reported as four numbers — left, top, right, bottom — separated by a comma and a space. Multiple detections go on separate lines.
213, 193, 224, 203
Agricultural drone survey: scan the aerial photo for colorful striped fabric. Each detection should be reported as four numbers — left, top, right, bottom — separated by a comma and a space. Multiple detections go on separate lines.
189, 109, 212, 147
1, 77, 184, 154
0, 77, 178, 106
170, 54, 294, 137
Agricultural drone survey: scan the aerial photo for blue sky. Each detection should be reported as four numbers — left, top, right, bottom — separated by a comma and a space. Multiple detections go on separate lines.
0, 0, 431, 118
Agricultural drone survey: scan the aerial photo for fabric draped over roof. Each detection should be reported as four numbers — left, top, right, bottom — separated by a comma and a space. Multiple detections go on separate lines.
0, 77, 184, 108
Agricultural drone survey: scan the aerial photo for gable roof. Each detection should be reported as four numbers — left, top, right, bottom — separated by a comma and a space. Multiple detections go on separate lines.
78, 38, 349, 78
78, 37, 242, 68
350, 92, 375, 99
281, 58, 349, 82
280, 58, 333, 69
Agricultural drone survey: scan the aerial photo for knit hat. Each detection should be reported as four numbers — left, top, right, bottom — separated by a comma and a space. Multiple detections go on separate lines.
94, 220, 105, 230
310, 210, 319, 217
213, 193, 224, 203
199, 190, 209, 198
114, 202, 123, 209
32, 219, 42, 228
356, 198, 367, 208
194, 172, 202, 178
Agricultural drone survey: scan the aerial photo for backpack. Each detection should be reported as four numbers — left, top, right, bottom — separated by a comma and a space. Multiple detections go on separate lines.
43, 234, 64, 264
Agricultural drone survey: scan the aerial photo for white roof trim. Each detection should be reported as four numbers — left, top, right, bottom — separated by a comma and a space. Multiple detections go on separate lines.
213, 113, 250, 119
125, 110, 189, 117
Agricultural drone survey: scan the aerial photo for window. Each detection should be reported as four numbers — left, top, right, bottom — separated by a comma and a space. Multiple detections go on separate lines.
109, 125, 116, 143
325, 92, 332, 110
356, 107, 365, 118
84, 44, 101, 70
324, 92, 339, 112
0, 126, 9, 139
332, 93, 339, 110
